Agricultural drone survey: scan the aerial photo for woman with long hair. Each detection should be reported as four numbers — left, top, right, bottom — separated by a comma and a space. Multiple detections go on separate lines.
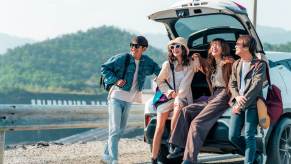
151, 37, 199, 163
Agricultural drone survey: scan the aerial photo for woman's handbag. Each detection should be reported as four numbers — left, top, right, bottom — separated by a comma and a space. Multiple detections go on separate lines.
257, 61, 283, 129
152, 85, 175, 113
152, 63, 176, 113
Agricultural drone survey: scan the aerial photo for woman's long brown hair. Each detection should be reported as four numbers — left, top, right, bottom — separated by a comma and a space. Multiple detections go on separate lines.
206, 38, 232, 94
207, 38, 230, 75
167, 45, 190, 66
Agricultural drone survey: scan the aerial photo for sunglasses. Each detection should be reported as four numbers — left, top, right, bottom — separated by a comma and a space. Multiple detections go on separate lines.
130, 43, 142, 49
169, 44, 181, 50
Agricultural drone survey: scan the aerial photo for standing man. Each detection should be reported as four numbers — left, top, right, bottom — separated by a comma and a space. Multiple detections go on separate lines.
101, 36, 160, 164
228, 35, 267, 164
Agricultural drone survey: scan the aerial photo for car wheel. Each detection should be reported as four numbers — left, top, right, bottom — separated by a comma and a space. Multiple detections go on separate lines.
267, 117, 291, 164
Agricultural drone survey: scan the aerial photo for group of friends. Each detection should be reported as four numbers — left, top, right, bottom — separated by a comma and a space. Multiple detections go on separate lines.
101, 34, 267, 164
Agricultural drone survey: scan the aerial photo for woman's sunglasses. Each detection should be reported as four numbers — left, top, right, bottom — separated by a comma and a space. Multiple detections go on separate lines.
130, 43, 142, 49
169, 44, 181, 50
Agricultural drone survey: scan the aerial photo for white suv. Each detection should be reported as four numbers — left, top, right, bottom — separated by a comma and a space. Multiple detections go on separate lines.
144, 0, 291, 163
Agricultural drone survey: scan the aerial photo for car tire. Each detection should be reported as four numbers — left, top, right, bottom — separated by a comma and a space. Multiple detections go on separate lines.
267, 117, 291, 164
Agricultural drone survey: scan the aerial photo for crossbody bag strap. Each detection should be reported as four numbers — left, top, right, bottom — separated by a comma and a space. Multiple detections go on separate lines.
164, 80, 173, 90
254, 60, 271, 86
169, 62, 176, 91
122, 53, 131, 79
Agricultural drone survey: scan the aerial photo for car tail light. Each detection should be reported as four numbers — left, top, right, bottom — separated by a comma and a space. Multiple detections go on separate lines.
232, 1, 246, 11
145, 115, 151, 127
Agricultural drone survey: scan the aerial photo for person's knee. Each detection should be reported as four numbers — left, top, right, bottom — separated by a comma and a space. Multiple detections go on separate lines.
244, 134, 256, 143
174, 104, 183, 112
109, 128, 122, 137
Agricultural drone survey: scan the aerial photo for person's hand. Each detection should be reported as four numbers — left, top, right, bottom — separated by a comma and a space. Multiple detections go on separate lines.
192, 53, 200, 61
192, 53, 201, 73
222, 56, 235, 65
116, 79, 126, 87
169, 90, 177, 99
235, 96, 247, 106
232, 105, 241, 114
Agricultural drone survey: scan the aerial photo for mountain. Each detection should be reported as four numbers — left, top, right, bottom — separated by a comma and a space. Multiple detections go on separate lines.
0, 26, 166, 95
0, 33, 35, 54
257, 25, 291, 44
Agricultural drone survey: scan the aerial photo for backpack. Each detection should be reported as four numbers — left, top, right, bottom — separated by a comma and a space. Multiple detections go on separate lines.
100, 54, 131, 91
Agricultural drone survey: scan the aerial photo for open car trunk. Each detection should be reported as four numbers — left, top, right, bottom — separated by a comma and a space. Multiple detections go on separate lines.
148, 0, 265, 103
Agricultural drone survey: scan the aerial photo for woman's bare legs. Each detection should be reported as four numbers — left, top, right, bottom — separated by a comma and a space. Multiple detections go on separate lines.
151, 111, 170, 160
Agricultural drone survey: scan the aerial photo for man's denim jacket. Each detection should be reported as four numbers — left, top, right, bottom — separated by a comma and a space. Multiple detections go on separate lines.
101, 53, 161, 91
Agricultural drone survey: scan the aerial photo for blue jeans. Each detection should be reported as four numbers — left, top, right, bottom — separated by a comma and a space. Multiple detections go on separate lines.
103, 98, 132, 162
228, 107, 258, 164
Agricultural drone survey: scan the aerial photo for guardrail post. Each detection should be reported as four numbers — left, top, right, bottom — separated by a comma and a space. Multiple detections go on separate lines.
0, 130, 5, 164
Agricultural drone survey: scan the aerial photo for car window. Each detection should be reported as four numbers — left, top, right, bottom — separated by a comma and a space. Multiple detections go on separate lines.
277, 61, 291, 71
175, 14, 245, 38
192, 37, 203, 47
207, 33, 236, 42
287, 60, 291, 69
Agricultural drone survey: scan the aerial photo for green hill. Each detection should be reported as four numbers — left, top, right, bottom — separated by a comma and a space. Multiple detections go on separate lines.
0, 26, 166, 96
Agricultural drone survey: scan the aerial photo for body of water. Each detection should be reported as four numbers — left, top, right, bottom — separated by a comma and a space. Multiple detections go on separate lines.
5, 128, 91, 145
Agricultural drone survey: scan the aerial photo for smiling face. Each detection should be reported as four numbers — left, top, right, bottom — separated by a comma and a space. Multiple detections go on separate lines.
235, 38, 248, 57
235, 35, 256, 59
169, 43, 182, 58
209, 41, 223, 58
130, 43, 145, 59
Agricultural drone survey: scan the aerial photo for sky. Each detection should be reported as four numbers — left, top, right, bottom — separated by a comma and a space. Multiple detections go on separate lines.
0, 0, 290, 41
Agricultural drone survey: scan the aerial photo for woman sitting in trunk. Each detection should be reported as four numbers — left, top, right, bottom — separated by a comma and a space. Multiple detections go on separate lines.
151, 37, 200, 164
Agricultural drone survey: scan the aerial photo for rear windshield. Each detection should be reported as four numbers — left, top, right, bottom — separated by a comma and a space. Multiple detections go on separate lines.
175, 14, 245, 38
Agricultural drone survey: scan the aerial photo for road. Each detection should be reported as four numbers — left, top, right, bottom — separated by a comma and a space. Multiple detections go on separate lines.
5, 136, 245, 164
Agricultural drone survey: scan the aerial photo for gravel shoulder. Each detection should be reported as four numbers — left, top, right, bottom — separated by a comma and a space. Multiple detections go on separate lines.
5, 138, 151, 164
4, 137, 244, 164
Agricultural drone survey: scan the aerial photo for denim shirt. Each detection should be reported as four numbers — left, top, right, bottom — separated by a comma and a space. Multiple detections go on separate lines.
101, 53, 161, 91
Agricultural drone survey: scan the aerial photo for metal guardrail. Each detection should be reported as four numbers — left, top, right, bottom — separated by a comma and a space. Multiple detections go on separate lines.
0, 104, 144, 164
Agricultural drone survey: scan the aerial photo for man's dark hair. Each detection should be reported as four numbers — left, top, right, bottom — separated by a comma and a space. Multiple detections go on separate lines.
131, 36, 148, 47
238, 35, 257, 55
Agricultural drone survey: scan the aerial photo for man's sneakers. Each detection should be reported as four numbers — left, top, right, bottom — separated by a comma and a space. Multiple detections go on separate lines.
100, 159, 118, 164
167, 146, 184, 159
100, 159, 109, 164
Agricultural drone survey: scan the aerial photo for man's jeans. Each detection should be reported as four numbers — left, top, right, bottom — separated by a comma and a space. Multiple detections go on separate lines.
228, 107, 258, 164
103, 98, 132, 162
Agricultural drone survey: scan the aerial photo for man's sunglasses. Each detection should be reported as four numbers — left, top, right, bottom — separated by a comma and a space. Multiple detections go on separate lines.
130, 43, 142, 49
169, 44, 181, 50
